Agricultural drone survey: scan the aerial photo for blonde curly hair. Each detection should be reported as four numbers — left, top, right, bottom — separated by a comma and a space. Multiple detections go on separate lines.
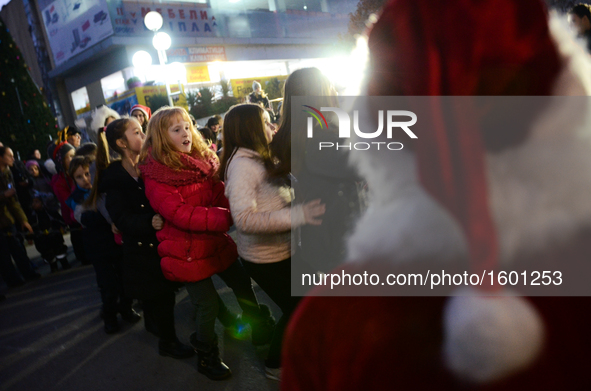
139, 106, 216, 169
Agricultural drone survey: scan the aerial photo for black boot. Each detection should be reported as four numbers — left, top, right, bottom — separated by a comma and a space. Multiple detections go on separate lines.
244, 304, 276, 346
47, 259, 58, 273
104, 313, 120, 334
159, 338, 195, 359
120, 308, 141, 323
144, 314, 160, 337
190, 333, 231, 380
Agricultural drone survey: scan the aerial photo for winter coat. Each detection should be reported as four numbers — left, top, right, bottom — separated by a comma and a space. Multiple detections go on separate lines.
248, 92, 272, 112
0, 167, 28, 229
225, 148, 305, 263
10, 160, 34, 214
31, 175, 59, 212
80, 207, 121, 266
102, 161, 179, 299
295, 129, 366, 272
140, 151, 237, 282
29, 206, 65, 234
283, 246, 591, 391
50, 173, 76, 225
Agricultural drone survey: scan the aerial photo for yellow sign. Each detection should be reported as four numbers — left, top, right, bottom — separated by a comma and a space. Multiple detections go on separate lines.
75, 105, 91, 116
186, 65, 210, 83
230, 75, 288, 99
134, 86, 188, 109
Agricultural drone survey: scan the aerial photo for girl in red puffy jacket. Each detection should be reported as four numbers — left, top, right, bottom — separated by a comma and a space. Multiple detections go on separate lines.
139, 107, 274, 381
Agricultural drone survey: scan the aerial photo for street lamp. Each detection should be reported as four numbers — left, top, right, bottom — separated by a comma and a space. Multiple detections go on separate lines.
132, 50, 152, 69
144, 11, 163, 31
143, 11, 174, 106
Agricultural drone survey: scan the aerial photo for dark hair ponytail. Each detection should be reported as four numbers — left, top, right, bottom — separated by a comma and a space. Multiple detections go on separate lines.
84, 119, 132, 209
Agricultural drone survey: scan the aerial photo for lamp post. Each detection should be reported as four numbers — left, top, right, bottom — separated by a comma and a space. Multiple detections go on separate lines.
144, 12, 174, 106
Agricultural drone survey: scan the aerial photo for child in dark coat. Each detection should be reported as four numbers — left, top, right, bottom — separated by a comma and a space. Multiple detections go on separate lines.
69, 156, 138, 334
28, 194, 69, 272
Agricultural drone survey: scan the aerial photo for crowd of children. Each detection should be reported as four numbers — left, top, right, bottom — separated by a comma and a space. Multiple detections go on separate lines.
1, 67, 362, 383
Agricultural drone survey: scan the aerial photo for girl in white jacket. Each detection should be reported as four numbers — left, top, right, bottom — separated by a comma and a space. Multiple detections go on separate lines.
219, 103, 324, 380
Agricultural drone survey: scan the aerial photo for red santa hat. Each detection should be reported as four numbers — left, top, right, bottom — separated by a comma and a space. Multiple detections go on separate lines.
130, 104, 151, 120
367, 0, 561, 383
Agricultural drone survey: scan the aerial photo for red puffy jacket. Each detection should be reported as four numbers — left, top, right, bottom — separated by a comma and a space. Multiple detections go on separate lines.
50, 173, 76, 225
140, 151, 237, 282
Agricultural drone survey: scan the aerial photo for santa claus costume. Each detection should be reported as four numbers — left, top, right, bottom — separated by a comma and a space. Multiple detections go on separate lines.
281, 0, 591, 389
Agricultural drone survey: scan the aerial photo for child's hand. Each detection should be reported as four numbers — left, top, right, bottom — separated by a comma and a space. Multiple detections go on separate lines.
111, 223, 120, 235
152, 214, 164, 231
303, 199, 325, 226
22, 222, 33, 233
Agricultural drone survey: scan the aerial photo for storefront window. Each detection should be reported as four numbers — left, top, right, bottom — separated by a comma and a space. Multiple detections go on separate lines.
71, 87, 90, 113
101, 71, 126, 100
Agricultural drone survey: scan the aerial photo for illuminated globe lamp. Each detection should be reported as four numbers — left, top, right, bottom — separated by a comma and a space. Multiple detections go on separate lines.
132, 50, 152, 69
144, 11, 163, 32
153, 32, 172, 51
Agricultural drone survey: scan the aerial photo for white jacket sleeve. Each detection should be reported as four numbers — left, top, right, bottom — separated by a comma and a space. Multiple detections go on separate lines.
226, 157, 305, 234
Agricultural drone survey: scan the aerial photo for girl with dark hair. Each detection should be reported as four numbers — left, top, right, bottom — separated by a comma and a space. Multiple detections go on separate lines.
78, 144, 137, 334
219, 103, 324, 380
99, 117, 194, 357
270, 67, 365, 272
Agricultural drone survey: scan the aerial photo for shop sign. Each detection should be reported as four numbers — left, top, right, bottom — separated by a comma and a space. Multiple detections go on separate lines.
109, 1, 218, 37
106, 90, 139, 116
134, 86, 188, 109
42, 0, 114, 67
166, 46, 226, 63
231, 75, 288, 99
186, 65, 211, 83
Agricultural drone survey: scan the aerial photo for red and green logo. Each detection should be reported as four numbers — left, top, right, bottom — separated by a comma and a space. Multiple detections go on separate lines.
302, 105, 329, 129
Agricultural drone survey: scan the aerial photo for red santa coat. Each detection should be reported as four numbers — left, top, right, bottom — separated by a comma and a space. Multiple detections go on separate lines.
140, 152, 236, 282
282, 137, 591, 388
283, 261, 591, 390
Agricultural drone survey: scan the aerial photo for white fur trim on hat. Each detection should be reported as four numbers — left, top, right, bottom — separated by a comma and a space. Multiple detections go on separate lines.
90, 106, 120, 142
443, 288, 545, 383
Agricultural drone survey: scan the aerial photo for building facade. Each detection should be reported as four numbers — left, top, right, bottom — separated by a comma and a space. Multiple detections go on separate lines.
22, 0, 357, 126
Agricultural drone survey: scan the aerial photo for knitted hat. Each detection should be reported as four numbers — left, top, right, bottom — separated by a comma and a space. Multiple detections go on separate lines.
252, 81, 262, 91
25, 160, 39, 170
130, 104, 151, 120
367, 0, 560, 383
52, 142, 75, 173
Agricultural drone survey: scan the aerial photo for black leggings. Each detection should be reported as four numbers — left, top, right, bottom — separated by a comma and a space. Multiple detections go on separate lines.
69, 225, 87, 264
185, 260, 261, 346
242, 257, 300, 368
143, 290, 177, 342
92, 256, 132, 317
